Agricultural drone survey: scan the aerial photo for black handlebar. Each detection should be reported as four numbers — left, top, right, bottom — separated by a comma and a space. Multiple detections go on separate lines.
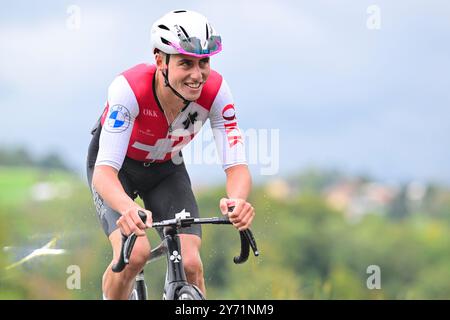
234, 228, 260, 264
112, 208, 259, 273
227, 205, 259, 264
138, 210, 147, 223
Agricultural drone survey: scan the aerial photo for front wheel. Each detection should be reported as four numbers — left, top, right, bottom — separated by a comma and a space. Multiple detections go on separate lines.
176, 285, 205, 300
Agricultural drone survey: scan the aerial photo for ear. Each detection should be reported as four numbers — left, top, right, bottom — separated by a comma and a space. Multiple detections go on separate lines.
155, 52, 165, 69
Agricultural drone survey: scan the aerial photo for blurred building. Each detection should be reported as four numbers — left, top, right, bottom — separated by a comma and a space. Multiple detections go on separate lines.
265, 178, 292, 200
323, 179, 399, 221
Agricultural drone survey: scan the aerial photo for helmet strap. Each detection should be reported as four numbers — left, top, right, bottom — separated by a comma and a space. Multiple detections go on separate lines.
161, 54, 192, 105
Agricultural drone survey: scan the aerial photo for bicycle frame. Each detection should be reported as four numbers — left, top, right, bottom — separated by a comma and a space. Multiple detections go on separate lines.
147, 224, 203, 300
112, 211, 259, 300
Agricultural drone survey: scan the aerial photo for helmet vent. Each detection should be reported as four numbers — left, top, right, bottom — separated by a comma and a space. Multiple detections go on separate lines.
173, 10, 187, 13
179, 25, 190, 39
206, 24, 209, 39
158, 24, 170, 31
160, 37, 171, 45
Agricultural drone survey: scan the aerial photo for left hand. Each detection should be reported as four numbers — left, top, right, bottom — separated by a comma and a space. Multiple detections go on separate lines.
219, 198, 255, 231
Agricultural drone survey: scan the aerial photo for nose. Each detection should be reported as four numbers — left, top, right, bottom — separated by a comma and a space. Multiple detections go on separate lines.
190, 64, 203, 82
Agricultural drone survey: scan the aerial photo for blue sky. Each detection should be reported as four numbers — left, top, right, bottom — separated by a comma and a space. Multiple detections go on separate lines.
1, 0, 449, 185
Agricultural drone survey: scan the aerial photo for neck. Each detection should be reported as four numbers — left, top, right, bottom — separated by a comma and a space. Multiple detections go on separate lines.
155, 70, 185, 114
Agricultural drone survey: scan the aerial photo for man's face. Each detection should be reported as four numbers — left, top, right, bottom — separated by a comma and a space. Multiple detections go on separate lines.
160, 53, 211, 101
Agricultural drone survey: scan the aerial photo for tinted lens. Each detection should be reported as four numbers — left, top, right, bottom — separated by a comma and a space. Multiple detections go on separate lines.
180, 37, 203, 54
207, 36, 222, 52
180, 36, 222, 55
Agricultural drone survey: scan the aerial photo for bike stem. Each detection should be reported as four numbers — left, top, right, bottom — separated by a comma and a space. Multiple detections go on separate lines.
163, 225, 188, 284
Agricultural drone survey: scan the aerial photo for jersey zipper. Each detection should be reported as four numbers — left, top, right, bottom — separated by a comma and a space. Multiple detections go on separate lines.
152, 104, 189, 161
162, 104, 189, 133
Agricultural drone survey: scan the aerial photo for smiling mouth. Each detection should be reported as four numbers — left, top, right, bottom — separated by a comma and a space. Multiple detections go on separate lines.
185, 82, 203, 89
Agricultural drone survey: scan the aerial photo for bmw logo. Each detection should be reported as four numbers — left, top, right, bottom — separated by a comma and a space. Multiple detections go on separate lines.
105, 105, 131, 133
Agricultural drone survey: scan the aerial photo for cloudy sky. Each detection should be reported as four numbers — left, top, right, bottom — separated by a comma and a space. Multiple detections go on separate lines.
1, 0, 449, 185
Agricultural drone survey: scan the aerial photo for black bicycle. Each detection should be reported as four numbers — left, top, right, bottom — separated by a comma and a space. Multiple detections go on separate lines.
111, 209, 259, 300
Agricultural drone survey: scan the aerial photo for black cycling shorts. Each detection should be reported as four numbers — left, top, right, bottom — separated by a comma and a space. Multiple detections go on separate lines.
86, 124, 201, 239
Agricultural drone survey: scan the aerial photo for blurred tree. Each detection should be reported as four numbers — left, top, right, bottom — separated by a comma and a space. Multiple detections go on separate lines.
0, 147, 34, 167
388, 185, 410, 220
36, 152, 71, 172
0, 147, 71, 171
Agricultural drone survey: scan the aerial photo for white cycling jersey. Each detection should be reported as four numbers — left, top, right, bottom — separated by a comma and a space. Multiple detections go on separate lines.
95, 63, 246, 171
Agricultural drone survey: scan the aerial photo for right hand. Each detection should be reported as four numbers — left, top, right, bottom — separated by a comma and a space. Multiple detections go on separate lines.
117, 207, 153, 236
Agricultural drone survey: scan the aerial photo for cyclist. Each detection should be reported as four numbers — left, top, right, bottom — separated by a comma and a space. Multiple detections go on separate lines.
86, 10, 255, 300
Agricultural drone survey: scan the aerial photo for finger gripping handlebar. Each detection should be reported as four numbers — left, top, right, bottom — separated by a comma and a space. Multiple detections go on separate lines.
227, 206, 259, 264
111, 211, 147, 273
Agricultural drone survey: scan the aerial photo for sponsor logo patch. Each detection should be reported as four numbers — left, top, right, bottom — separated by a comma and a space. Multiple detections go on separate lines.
104, 105, 131, 133
222, 104, 243, 147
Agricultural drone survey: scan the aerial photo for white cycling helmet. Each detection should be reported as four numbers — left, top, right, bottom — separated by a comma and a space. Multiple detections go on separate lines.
151, 10, 222, 58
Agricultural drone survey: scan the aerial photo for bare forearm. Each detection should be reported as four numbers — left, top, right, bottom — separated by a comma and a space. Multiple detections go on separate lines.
220, 164, 255, 230
225, 164, 252, 200
92, 165, 136, 215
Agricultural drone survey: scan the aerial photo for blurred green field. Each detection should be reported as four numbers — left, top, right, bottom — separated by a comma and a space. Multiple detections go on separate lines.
1, 166, 450, 299
0, 167, 39, 206
0, 167, 76, 207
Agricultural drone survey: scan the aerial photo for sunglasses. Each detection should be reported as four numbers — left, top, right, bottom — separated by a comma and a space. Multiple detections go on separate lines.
170, 35, 222, 58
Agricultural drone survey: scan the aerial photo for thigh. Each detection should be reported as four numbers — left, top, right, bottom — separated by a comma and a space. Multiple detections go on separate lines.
179, 234, 202, 262
141, 163, 201, 239
109, 228, 151, 264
